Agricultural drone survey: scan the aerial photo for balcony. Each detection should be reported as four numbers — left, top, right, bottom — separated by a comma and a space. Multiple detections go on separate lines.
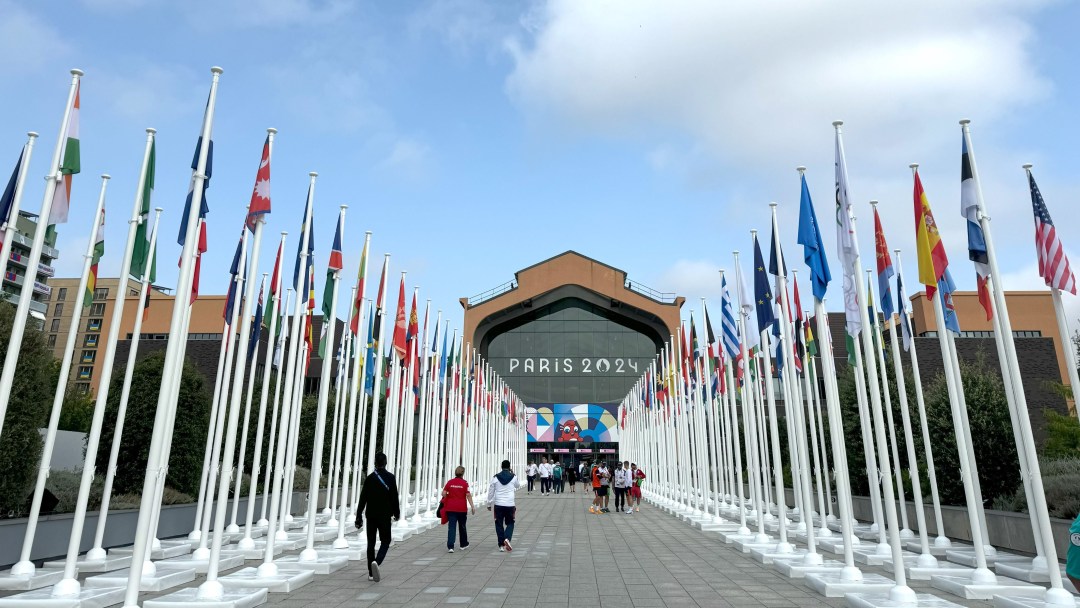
5, 251, 54, 278
1, 290, 47, 315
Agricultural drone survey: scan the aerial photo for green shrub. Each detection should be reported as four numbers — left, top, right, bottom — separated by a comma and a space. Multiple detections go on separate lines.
991, 457, 1080, 519
1041, 410, 1080, 460
45, 470, 104, 514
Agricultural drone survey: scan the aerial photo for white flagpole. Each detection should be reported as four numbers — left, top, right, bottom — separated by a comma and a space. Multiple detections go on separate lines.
8, 177, 106, 578
1049, 281, 1080, 421
733, 252, 769, 542
351, 299, 375, 511
0, 70, 82, 440
323, 327, 349, 523
298, 205, 345, 562
88, 205, 162, 562
334, 289, 371, 547
259, 287, 291, 528
189, 315, 234, 541
365, 257, 391, 476
0, 131, 38, 295
121, 66, 222, 608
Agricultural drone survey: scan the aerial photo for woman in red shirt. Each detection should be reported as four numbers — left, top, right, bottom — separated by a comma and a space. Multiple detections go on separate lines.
443, 466, 476, 552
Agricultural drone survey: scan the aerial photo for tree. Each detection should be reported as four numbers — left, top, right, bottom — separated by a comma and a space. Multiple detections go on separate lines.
93, 350, 212, 496
0, 302, 59, 517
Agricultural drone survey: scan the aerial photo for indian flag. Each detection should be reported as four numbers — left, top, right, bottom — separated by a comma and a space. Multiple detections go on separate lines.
49, 82, 81, 226
84, 208, 104, 307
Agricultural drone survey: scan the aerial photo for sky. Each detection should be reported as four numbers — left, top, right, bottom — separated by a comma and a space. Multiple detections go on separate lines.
2, 0, 1080, 338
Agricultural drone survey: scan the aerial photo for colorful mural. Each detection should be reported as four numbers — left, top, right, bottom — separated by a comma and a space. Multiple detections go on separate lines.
526, 403, 619, 443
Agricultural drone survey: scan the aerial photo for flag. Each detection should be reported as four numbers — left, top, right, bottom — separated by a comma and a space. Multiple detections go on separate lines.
739, 258, 760, 353
835, 128, 861, 338
721, 276, 740, 360
960, 135, 992, 320
938, 268, 961, 334
438, 324, 448, 387
897, 271, 913, 351
223, 233, 244, 320
190, 221, 208, 305
805, 315, 818, 357
752, 234, 776, 341
293, 187, 314, 289
873, 207, 895, 319
265, 240, 283, 334
1027, 169, 1076, 295
84, 209, 104, 307
249, 280, 264, 361
178, 136, 213, 246
797, 172, 832, 301
130, 140, 156, 282
304, 261, 315, 366
0, 147, 25, 231
392, 276, 407, 359
793, 277, 806, 370
349, 236, 369, 335
405, 293, 420, 393
247, 135, 271, 231
913, 168, 949, 298
48, 81, 80, 226
768, 223, 787, 277
364, 301, 377, 395
319, 213, 344, 357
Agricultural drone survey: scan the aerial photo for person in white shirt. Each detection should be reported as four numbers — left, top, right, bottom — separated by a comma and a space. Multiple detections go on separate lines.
613, 461, 631, 514
526, 461, 538, 494
487, 460, 526, 552
597, 463, 611, 512
538, 457, 553, 495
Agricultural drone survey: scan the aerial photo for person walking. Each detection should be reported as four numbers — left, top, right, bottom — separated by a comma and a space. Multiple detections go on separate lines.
589, 463, 603, 514
597, 462, 612, 512
487, 459, 525, 552
613, 461, 630, 514
566, 461, 576, 493
443, 465, 475, 553
552, 461, 564, 494
538, 456, 553, 495
630, 462, 645, 512
526, 460, 538, 494
355, 452, 400, 582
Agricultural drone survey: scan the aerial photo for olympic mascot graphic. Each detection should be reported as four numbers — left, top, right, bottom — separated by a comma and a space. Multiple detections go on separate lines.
557, 419, 582, 442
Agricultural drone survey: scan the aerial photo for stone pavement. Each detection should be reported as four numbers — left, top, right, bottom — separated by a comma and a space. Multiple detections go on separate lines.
120, 487, 981, 608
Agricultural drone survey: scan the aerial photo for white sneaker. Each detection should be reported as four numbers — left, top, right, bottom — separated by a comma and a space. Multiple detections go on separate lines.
448, 548, 454, 553
370, 561, 381, 582
499, 546, 505, 552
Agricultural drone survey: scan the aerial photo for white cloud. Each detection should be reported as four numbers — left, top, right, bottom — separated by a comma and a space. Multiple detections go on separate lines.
655, 259, 723, 301
94, 63, 201, 125
0, 1, 70, 74
409, 0, 507, 59
374, 138, 434, 182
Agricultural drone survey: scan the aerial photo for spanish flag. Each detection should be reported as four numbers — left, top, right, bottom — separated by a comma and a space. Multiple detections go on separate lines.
913, 169, 949, 298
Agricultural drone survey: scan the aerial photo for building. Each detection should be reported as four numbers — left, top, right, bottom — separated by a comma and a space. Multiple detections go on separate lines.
1, 211, 61, 322
461, 251, 684, 464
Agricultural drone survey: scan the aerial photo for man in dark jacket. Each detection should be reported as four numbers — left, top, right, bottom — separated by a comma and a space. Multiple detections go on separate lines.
355, 452, 400, 581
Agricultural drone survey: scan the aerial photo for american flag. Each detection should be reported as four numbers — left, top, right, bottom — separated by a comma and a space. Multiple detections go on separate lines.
1028, 169, 1076, 295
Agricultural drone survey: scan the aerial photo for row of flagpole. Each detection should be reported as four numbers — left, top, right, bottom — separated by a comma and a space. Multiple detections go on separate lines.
0, 66, 526, 607
619, 120, 1079, 606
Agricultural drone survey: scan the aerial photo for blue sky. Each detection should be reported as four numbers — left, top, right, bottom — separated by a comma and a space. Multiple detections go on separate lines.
2, 0, 1079, 335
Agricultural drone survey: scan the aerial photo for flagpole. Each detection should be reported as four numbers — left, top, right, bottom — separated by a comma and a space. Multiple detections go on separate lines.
8, 177, 106, 578
258, 285, 290, 525
734, 251, 769, 542
228, 270, 268, 533
0, 69, 82, 441
334, 284, 371, 547
0, 131, 38, 296
189, 315, 234, 541
720, 268, 749, 534
792, 267, 830, 538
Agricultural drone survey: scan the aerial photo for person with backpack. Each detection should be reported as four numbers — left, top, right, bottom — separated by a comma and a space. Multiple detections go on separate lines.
552, 461, 564, 494
442, 466, 475, 553
487, 459, 525, 552
355, 452, 400, 582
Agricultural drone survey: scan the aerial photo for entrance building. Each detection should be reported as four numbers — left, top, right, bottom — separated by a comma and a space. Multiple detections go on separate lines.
461, 251, 684, 468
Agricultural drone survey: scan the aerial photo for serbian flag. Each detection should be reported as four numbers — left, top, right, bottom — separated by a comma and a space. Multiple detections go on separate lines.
914, 168, 950, 298
392, 275, 407, 359
48, 81, 81, 226
247, 135, 271, 231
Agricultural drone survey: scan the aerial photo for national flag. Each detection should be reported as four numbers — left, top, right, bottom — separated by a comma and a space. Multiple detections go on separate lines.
405, 292, 420, 393
960, 134, 992, 319
793, 277, 806, 372
1027, 169, 1076, 295
805, 316, 818, 357
249, 279, 264, 361
223, 233, 244, 320
178, 136, 213, 246
721, 276, 740, 360
0, 147, 25, 232
873, 207, 895, 318
938, 268, 961, 334
293, 187, 314, 289
897, 271, 913, 351
913, 168, 949, 298
364, 301, 377, 395
752, 233, 776, 341
392, 276, 407, 359
349, 236, 369, 335
265, 240, 283, 334
304, 260, 315, 366
797, 171, 831, 301
48, 81, 80, 226
319, 214, 344, 358
130, 139, 156, 282
84, 208, 104, 307
438, 323, 448, 387
738, 257, 760, 353
768, 223, 787, 278
835, 127, 861, 338
190, 221, 208, 305
246, 135, 271, 231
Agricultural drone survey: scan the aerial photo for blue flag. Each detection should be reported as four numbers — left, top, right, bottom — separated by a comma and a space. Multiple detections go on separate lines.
796, 173, 832, 301
438, 324, 448, 386
721, 276, 739, 360
0, 148, 24, 229
938, 268, 961, 334
364, 301, 377, 395
178, 136, 212, 246
752, 234, 776, 341
293, 188, 315, 291
768, 223, 787, 278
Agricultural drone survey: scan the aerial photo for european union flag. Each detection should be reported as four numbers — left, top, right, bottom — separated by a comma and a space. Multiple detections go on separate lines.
753, 234, 776, 340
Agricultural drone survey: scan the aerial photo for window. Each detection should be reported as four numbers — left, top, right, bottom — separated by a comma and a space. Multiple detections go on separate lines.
84, 334, 98, 347
77, 366, 93, 380
81, 350, 96, 364
1014, 330, 1042, 338
128, 288, 138, 297
74, 382, 90, 394
86, 318, 102, 332
90, 303, 106, 317
47, 334, 57, 348
56, 287, 68, 301
50, 319, 61, 332
53, 303, 63, 317
94, 287, 109, 301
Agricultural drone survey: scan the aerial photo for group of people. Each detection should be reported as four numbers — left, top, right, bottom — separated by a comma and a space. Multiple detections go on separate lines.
354, 453, 646, 583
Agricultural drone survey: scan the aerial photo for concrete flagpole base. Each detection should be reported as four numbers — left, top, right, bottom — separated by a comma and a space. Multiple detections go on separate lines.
0, 568, 67, 590
804, 572, 896, 597
846, 591, 967, 608
992, 592, 1079, 608
297, 526, 338, 542
108, 541, 191, 560
904, 540, 953, 557
732, 538, 779, 554
154, 553, 245, 574
945, 548, 1026, 568
142, 586, 267, 608
994, 560, 1070, 584
226, 540, 286, 559
880, 555, 974, 580
771, 557, 846, 579
853, 546, 905, 566
271, 555, 348, 574
83, 566, 196, 592
748, 546, 807, 565
314, 541, 366, 560
818, 535, 863, 554
0, 585, 125, 608
929, 574, 1046, 600
219, 567, 314, 593
717, 530, 760, 545
42, 555, 131, 573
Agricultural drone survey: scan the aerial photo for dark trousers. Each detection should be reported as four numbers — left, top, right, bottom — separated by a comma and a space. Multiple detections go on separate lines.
527, 475, 535, 491
614, 487, 626, 511
447, 511, 469, 549
493, 505, 515, 547
366, 516, 392, 575
553, 478, 562, 494
540, 477, 551, 494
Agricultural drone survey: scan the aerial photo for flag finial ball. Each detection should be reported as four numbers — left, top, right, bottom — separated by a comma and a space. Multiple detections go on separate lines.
1022, 163, 1033, 170
211, 66, 223, 75
959, 119, 971, 126
365, 230, 372, 236
309, 171, 318, 177
340, 204, 348, 211
155, 207, 163, 213
281, 231, 288, 236
832, 120, 843, 128
769, 202, 777, 209
267, 127, 278, 135
870, 200, 878, 207
909, 163, 919, 170
796, 166, 806, 174
750, 229, 758, 236
101, 174, 111, 180
146, 128, 156, 135
71, 69, 84, 77
27, 132, 38, 139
